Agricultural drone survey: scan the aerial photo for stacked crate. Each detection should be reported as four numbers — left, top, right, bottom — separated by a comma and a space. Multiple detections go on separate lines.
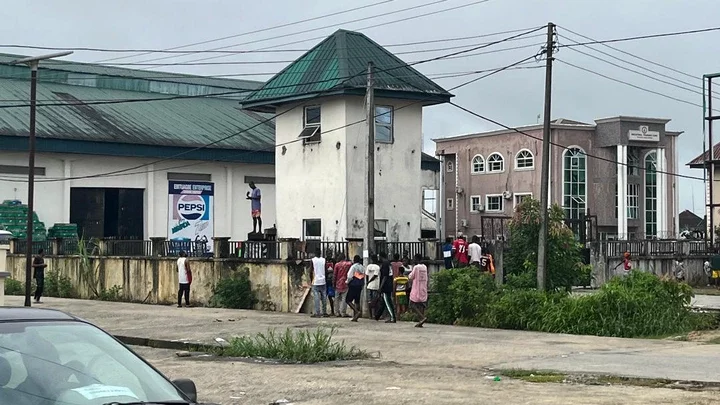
0, 200, 47, 241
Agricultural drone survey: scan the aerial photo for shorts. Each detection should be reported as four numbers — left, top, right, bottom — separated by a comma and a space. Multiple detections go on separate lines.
252, 209, 261, 218
411, 300, 427, 310
327, 286, 335, 298
346, 286, 362, 305
367, 289, 379, 304
713, 271, 720, 279
397, 294, 409, 306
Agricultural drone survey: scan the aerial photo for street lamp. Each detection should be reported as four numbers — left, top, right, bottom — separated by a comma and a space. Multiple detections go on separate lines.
10, 51, 73, 307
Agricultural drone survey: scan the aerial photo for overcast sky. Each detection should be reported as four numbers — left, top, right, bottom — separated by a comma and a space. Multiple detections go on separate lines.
1, 0, 718, 215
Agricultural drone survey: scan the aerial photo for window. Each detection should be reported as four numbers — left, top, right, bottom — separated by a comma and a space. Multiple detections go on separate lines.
303, 219, 321, 240
446, 160, 454, 172
515, 149, 534, 170
374, 220, 388, 240
375, 105, 393, 143
300, 105, 321, 143
514, 192, 532, 208
627, 148, 639, 176
446, 198, 454, 210
486, 195, 504, 212
627, 183, 639, 219
470, 196, 482, 212
471, 155, 485, 174
423, 189, 437, 215
645, 151, 657, 237
487, 153, 505, 173
562, 147, 586, 223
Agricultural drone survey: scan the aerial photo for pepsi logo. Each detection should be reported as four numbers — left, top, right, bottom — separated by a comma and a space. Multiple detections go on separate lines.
177, 194, 205, 221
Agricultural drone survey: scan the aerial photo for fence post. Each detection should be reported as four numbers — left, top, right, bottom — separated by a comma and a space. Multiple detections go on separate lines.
150, 237, 166, 257
212, 237, 230, 259
49, 238, 60, 256
0, 244, 9, 306
278, 238, 298, 260
493, 241, 504, 286
9, 238, 16, 255
345, 238, 364, 260
422, 238, 438, 260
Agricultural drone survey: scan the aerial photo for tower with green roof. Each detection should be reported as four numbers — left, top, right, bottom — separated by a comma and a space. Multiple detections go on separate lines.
242, 29, 453, 242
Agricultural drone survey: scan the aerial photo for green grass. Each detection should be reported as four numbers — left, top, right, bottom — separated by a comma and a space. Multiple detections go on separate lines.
500, 369, 566, 383
213, 327, 369, 363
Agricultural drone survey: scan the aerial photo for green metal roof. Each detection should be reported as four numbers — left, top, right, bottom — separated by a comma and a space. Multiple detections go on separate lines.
242, 29, 453, 111
0, 76, 275, 163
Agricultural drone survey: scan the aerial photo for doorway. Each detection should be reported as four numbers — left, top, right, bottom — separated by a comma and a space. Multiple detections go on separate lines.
70, 187, 144, 239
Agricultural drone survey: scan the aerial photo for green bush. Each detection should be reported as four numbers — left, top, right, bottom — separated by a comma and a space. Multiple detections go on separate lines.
4, 278, 24, 296
505, 198, 585, 291
44, 271, 77, 298
98, 285, 123, 301
426, 268, 716, 338
210, 272, 257, 309
216, 327, 368, 363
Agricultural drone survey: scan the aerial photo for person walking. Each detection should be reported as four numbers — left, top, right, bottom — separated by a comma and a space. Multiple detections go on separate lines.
365, 254, 381, 319
442, 237, 454, 269
177, 251, 192, 308
310, 249, 329, 317
394, 266, 410, 316
453, 235, 469, 267
468, 236, 482, 269
345, 255, 365, 322
409, 254, 429, 328
325, 254, 336, 316
333, 254, 352, 317
32, 248, 48, 304
374, 252, 396, 323
246, 181, 262, 234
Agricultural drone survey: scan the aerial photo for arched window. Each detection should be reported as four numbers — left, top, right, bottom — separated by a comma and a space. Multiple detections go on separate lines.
471, 155, 485, 173
487, 153, 505, 173
562, 147, 586, 221
515, 149, 534, 169
645, 151, 657, 237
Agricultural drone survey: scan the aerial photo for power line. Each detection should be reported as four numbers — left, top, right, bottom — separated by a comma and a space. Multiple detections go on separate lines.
557, 26, 720, 48
96, 0, 395, 62
132, 0, 456, 65
0, 28, 544, 109
448, 101, 705, 182
556, 58, 706, 110
0, 53, 541, 184
136, 0, 494, 67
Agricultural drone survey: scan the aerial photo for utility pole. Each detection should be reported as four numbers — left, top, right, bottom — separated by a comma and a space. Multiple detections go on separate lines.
536, 23, 555, 291
365, 62, 376, 262
10, 51, 73, 307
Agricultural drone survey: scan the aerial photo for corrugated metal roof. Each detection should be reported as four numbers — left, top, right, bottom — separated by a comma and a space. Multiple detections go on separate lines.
0, 77, 275, 152
242, 29, 453, 110
688, 143, 720, 167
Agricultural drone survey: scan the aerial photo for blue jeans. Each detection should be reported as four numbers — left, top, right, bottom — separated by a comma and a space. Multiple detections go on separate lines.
313, 284, 328, 315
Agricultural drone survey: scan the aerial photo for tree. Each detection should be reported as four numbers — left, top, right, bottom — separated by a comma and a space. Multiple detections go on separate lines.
505, 198, 584, 291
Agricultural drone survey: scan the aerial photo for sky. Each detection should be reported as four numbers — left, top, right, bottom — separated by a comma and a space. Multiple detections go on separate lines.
1, 0, 718, 216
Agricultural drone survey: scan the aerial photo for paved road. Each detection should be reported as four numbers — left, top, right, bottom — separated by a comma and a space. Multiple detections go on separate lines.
6, 296, 720, 384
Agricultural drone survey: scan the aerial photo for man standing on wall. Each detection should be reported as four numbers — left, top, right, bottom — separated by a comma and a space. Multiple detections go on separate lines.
246, 181, 262, 234
33, 248, 47, 304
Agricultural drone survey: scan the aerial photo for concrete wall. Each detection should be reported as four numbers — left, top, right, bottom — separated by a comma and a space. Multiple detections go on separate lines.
589, 247, 708, 287
0, 151, 276, 240
4, 254, 313, 312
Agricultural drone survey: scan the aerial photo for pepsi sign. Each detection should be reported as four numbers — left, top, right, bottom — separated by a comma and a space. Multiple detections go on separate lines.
177, 194, 206, 221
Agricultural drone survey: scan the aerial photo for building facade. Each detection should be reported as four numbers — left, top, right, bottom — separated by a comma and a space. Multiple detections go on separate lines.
0, 55, 277, 242
242, 29, 450, 243
435, 117, 681, 240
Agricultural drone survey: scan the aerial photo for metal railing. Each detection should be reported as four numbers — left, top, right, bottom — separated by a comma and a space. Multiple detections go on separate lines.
163, 240, 211, 257
601, 240, 715, 258
12, 240, 52, 255
295, 241, 349, 260
375, 241, 425, 259
105, 240, 152, 256
229, 240, 281, 260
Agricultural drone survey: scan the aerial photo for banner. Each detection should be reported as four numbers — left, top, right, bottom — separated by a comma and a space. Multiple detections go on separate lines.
168, 181, 214, 253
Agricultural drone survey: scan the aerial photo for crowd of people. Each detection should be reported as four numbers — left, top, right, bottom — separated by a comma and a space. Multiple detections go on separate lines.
309, 250, 429, 328
441, 235, 496, 274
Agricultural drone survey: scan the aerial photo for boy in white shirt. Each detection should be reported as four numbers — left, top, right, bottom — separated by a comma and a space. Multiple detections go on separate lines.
177, 250, 192, 308
311, 249, 329, 317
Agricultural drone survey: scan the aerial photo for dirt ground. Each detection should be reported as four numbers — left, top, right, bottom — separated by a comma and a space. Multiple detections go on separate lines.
134, 346, 720, 405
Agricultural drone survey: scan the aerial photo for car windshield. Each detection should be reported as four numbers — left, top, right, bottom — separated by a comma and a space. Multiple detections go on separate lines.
0, 320, 187, 405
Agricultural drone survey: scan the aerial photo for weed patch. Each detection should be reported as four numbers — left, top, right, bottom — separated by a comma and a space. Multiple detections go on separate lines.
210, 272, 256, 309
44, 271, 77, 298
500, 369, 566, 383
3, 278, 24, 295
214, 327, 368, 363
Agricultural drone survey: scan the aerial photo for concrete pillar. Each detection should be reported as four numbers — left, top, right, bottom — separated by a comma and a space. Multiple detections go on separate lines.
150, 237, 166, 257
617, 144, 627, 239
494, 241, 504, 287
657, 147, 668, 238
62, 159, 72, 223
278, 238, 299, 260
213, 237, 230, 259
9, 239, 16, 255
422, 238, 438, 260
225, 166, 233, 239
0, 245, 8, 306
49, 238, 60, 256
147, 164, 155, 238
346, 238, 363, 260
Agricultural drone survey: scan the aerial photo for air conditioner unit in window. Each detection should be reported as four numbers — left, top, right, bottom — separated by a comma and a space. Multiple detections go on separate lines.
502, 191, 512, 199
461, 219, 468, 228
476, 203, 485, 212
456, 187, 464, 195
